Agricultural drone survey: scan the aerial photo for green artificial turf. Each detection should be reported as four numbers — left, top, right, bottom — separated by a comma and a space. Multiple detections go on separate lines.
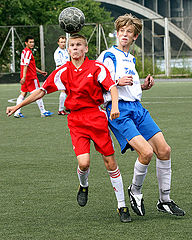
0, 82, 191, 240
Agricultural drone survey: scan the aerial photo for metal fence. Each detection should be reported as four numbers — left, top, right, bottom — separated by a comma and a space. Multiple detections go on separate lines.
0, 16, 192, 79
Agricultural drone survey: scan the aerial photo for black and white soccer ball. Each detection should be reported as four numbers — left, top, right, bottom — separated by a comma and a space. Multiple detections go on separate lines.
59, 7, 85, 33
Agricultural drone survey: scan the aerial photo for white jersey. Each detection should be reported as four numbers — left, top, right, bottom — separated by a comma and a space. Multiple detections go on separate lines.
97, 45, 142, 104
54, 47, 70, 69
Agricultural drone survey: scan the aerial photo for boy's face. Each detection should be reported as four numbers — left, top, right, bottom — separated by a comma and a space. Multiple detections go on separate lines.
58, 38, 66, 49
68, 38, 88, 60
117, 25, 138, 47
25, 39, 35, 49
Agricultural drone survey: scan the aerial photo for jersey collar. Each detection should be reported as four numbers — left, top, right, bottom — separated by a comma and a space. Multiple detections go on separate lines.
69, 56, 88, 71
113, 45, 129, 57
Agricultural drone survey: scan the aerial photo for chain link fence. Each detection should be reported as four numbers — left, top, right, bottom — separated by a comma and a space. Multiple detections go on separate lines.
0, 17, 192, 83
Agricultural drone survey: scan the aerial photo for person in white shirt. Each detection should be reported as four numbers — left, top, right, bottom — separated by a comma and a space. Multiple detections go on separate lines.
98, 13, 185, 217
54, 35, 70, 115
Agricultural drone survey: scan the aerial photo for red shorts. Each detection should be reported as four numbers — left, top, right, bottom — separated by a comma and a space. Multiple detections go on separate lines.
67, 107, 115, 157
21, 78, 40, 93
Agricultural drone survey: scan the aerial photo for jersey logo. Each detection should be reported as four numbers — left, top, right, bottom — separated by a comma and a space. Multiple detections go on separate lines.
87, 73, 93, 77
124, 67, 135, 75
122, 59, 132, 62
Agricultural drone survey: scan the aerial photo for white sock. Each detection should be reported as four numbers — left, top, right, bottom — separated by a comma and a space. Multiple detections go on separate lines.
77, 166, 90, 187
156, 158, 171, 202
15, 95, 24, 114
131, 158, 149, 195
59, 92, 67, 111
36, 98, 46, 113
108, 167, 126, 209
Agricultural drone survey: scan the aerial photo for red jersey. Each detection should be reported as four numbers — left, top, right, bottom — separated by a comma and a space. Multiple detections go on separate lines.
41, 57, 115, 111
20, 47, 37, 80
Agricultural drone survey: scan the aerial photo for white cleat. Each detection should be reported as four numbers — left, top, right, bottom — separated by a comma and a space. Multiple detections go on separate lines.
14, 113, 24, 118
128, 185, 145, 216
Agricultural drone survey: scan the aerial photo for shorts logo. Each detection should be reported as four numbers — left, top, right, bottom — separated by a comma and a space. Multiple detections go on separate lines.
87, 73, 93, 77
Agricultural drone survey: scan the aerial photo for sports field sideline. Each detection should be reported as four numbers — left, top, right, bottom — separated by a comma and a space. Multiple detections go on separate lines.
0, 81, 191, 240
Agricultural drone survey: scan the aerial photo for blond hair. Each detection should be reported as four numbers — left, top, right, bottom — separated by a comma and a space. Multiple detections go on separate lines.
115, 13, 142, 36
69, 34, 88, 46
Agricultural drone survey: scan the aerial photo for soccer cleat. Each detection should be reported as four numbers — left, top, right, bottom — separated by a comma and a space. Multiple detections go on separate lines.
41, 111, 54, 117
117, 207, 132, 223
157, 200, 185, 216
14, 112, 24, 118
58, 110, 69, 116
77, 185, 88, 207
128, 185, 145, 216
65, 108, 70, 113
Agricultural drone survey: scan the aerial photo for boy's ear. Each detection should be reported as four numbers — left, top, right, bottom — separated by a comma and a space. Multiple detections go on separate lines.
85, 46, 88, 53
133, 34, 139, 41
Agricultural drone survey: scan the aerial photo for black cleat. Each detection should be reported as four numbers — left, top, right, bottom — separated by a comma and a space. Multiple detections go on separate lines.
128, 185, 145, 216
77, 185, 88, 207
117, 207, 132, 223
157, 200, 185, 216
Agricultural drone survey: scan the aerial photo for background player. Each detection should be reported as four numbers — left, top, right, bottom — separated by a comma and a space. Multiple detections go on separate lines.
14, 35, 53, 118
54, 35, 70, 116
98, 14, 185, 217
6, 34, 131, 223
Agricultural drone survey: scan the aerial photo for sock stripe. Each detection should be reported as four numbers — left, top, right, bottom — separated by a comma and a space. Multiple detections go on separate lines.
132, 183, 143, 188
109, 169, 121, 178
77, 168, 90, 175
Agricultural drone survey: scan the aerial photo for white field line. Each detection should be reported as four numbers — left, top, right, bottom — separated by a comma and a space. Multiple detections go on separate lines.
142, 101, 192, 104
143, 96, 192, 99
6, 96, 192, 104
8, 98, 17, 103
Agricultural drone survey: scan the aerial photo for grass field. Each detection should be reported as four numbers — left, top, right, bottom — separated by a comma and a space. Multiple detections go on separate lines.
0, 82, 192, 240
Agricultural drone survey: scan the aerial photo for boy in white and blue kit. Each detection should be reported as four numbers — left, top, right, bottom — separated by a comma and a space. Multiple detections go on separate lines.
54, 35, 70, 115
98, 13, 185, 217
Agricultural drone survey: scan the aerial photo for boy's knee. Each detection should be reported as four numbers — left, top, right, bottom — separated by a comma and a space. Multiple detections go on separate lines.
140, 147, 153, 165
157, 145, 171, 160
78, 163, 89, 171
77, 154, 90, 171
103, 154, 117, 171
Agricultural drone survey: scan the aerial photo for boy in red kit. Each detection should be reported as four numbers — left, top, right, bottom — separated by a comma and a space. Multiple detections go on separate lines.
6, 34, 131, 223
14, 35, 53, 118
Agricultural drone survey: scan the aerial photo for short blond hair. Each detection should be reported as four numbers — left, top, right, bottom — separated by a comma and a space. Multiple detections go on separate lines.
69, 34, 88, 46
115, 13, 142, 36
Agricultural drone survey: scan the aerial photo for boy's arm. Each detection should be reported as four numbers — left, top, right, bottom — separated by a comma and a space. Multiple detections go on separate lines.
109, 85, 120, 120
6, 89, 45, 117
36, 67, 47, 77
20, 65, 28, 85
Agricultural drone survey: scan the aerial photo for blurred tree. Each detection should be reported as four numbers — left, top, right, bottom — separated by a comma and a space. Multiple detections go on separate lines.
0, 0, 114, 73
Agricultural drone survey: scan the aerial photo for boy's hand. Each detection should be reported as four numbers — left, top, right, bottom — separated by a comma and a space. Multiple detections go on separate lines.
41, 71, 47, 77
6, 106, 17, 117
141, 74, 154, 90
20, 77, 25, 85
118, 75, 133, 86
110, 108, 120, 120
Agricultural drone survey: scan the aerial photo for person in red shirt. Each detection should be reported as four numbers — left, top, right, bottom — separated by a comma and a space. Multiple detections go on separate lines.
14, 35, 53, 118
6, 34, 131, 223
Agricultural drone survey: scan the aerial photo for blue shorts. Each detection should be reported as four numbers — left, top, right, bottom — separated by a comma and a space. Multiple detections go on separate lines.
106, 100, 161, 154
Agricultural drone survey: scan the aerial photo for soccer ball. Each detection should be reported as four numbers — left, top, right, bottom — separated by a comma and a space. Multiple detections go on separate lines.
59, 7, 85, 33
